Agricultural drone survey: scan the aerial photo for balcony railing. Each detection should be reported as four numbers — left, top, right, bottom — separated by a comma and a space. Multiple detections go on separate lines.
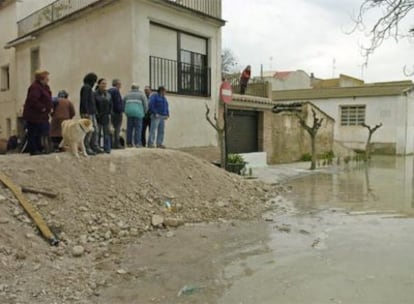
17, 0, 222, 37
17, 0, 102, 37
164, 0, 221, 19
150, 56, 211, 97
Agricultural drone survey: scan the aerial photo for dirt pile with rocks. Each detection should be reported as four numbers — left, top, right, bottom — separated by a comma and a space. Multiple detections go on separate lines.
0, 149, 281, 304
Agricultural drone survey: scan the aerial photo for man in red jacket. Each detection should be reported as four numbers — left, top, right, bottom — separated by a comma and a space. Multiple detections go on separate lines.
22, 70, 52, 155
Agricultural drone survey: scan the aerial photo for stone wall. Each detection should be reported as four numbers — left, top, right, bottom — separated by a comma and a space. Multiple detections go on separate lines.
269, 103, 334, 164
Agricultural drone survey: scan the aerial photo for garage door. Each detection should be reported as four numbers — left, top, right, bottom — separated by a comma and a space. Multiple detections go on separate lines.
227, 110, 259, 154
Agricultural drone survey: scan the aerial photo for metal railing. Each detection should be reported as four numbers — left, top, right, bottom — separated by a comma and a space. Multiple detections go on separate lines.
225, 72, 271, 98
150, 56, 211, 97
164, 0, 221, 19
17, 0, 101, 37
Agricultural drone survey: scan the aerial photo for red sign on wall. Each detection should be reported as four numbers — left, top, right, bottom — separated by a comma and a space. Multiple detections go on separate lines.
220, 81, 233, 104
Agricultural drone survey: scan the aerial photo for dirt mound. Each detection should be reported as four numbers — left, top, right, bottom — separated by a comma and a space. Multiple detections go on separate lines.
0, 149, 281, 303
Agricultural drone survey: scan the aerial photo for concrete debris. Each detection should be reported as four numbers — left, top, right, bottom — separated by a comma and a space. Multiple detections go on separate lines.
72, 246, 85, 257
151, 215, 164, 227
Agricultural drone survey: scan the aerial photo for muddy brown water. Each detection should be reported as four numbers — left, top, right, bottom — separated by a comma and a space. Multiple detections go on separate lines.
219, 156, 414, 304
95, 156, 414, 304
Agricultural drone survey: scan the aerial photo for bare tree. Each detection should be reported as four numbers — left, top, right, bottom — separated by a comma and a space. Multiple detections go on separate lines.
361, 122, 383, 159
221, 48, 238, 74
296, 109, 324, 170
352, 0, 414, 68
205, 104, 226, 168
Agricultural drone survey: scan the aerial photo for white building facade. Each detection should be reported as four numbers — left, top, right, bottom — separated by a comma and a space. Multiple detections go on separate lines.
0, 0, 224, 148
273, 82, 414, 155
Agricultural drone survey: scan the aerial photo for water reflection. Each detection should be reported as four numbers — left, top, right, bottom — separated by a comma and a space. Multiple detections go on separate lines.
284, 156, 414, 214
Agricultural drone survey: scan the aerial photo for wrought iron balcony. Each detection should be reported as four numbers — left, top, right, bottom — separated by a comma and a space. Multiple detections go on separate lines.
17, 0, 104, 37
17, 0, 222, 37
163, 0, 222, 19
150, 56, 211, 97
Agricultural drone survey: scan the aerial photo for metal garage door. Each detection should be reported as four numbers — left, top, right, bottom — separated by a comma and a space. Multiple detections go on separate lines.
227, 110, 259, 154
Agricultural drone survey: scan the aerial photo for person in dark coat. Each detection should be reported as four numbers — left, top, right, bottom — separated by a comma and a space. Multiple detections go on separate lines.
22, 70, 52, 155
108, 79, 123, 149
141, 86, 153, 147
80, 72, 102, 155
240, 65, 251, 95
94, 78, 113, 153
50, 90, 75, 151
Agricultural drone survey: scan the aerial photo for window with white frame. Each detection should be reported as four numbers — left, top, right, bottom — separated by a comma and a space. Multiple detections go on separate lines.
1, 65, 10, 91
340, 105, 366, 126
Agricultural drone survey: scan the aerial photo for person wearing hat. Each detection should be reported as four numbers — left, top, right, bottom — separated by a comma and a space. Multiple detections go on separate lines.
22, 70, 53, 155
50, 90, 76, 151
148, 86, 169, 148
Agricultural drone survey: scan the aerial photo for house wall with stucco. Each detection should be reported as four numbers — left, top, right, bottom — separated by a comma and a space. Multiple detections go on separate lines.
3, 0, 223, 148
310, 94, 414, 154
0, 1, 17, 138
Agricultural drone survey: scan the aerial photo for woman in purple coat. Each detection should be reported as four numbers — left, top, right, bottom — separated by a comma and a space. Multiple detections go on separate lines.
22, 70, 52, 155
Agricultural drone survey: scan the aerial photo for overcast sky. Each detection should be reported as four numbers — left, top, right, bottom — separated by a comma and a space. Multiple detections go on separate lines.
222, 0, 414, 83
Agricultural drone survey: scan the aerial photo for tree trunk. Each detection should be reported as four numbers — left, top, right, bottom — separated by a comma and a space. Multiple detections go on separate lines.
365, 133, 373, 159
310, 133, 316, 170
218, 130, 226, 169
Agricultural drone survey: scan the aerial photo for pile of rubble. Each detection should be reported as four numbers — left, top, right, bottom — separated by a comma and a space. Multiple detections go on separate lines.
0, 149, 282, 303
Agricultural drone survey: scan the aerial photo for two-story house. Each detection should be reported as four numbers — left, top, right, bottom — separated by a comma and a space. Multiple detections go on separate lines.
1, 0, 224, 148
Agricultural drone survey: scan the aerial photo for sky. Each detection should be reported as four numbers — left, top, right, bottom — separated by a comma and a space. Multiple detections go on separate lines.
222, 0, 414, 83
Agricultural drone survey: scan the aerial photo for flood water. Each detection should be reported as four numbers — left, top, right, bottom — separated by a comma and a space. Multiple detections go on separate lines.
219, 156, 414, 304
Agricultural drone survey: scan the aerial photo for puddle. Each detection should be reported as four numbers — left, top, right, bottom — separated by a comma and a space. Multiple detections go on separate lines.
284, 156, 414, 215
219, 156, 414, 304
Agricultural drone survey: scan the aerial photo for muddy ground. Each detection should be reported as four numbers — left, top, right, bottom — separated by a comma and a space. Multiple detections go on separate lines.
0, 148, 282, 304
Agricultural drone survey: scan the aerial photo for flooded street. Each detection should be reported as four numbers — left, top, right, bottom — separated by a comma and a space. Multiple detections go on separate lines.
219, 156, 414, 304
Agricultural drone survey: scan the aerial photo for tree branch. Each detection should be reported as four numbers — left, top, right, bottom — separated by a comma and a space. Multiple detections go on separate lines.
205, 103, 221, 132
350, 0, 414, 64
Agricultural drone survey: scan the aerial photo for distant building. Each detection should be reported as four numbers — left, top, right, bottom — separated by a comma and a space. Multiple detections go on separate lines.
273, 79, 414, 154
0, 0, 224, 148
261, 70, 311, 90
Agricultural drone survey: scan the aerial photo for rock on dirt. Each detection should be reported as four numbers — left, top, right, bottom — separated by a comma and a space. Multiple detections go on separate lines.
151, 215, 164, 227
72, 245, 85, 257
0, 217, 9, 224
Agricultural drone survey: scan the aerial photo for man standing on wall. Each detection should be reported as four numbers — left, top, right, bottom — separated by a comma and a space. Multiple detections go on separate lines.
108, 79, 123, 149
141, 85, 152, 147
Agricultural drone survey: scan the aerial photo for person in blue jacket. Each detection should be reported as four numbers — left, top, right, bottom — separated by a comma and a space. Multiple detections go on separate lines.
148, 86, 169, 148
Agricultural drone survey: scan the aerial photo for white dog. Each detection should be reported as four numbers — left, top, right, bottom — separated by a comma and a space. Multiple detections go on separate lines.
59, 118, 94, 158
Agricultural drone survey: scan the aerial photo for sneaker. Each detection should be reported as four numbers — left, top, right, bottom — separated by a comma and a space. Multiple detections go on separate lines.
135, 145, 143, 148
157, 145, 166, 149
148, 145, 155, 149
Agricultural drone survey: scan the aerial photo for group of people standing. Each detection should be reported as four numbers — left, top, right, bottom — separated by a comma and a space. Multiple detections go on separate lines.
22, 70, 170, 156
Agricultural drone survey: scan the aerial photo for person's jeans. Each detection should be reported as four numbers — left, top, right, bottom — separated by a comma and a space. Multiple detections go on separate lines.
148, 114, 166, 147
141, 114, 151, 147
83, 114, 99, 151
97, 123, 111, 152
111, 113, 123, 148
126, 117, 143, 146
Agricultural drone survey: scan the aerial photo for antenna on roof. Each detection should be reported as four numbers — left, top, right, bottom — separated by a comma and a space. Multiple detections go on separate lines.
269, 56, 273, 70
332, 58, 336, 78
